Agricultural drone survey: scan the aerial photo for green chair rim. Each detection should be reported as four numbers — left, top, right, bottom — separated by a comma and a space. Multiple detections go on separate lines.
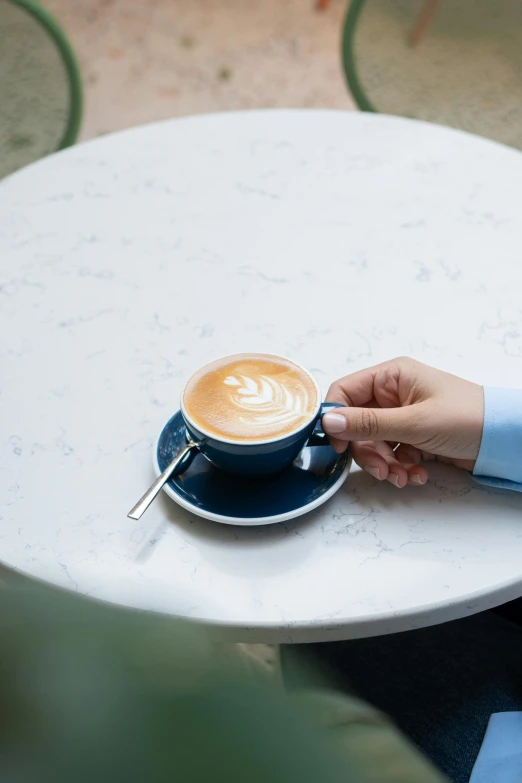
10, 0, 83, 148
341, 0, 378, 113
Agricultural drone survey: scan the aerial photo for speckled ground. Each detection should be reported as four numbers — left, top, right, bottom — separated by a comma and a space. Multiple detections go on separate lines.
45, 0, 354, 141
352, 0, 522, 150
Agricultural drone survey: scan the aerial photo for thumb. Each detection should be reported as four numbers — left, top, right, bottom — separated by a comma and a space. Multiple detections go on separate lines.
322, 404, 425, 444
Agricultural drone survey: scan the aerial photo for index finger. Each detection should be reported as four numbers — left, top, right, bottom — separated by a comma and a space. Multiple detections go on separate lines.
326, 358, 408, 408
326, 366, 380, 407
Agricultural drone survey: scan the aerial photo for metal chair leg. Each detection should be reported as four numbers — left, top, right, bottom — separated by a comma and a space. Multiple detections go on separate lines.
408, 0, 442, 47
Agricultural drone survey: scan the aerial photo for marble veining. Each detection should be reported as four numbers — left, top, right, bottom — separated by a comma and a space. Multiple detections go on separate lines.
1, 111, 522, 642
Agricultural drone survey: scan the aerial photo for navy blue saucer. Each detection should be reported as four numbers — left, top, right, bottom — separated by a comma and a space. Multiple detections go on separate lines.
154, 411, 351, 526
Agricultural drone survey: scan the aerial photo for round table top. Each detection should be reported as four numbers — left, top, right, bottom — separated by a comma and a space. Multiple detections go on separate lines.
2, 110, 522, 643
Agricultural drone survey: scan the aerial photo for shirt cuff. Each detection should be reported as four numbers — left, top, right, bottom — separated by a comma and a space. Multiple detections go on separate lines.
473, 387, 522, 485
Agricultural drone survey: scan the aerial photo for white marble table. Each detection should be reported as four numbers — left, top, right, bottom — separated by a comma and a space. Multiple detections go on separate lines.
1, 110, 522, 643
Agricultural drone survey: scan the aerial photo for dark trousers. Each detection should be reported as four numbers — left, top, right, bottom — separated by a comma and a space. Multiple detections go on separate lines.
282, 601, 522, 783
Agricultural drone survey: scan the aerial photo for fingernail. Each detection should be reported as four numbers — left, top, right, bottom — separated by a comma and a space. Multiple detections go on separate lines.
366, 465, 381, 480
410, 474, 426, 485
322, 413, 346, 434
389, 473, 401, 487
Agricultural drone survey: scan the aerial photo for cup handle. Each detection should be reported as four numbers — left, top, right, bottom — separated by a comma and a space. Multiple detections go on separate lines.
307, 402, 345, 447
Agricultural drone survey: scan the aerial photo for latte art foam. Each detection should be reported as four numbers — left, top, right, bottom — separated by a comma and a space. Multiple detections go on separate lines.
183, 354, 319, 442
224, 372, 310, 428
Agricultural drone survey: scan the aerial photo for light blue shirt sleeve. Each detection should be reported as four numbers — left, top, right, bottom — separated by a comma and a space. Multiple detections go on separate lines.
472, 387, 522, 492
470, 712, 522, 782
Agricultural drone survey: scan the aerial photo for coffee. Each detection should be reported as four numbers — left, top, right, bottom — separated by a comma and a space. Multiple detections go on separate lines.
183, 353, 319, 442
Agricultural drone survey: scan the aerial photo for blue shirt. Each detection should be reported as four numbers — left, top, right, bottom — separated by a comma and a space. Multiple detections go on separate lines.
473, 387, 522, 492
470, 712, 522, 783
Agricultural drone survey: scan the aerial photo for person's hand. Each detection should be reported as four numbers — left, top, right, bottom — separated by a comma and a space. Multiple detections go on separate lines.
323, 357, 484, 488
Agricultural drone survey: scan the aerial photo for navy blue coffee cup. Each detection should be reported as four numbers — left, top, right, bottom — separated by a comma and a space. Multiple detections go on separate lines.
180, 362, 344, 477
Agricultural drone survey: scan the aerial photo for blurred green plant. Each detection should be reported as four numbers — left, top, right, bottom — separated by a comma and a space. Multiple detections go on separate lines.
0, 588, 444, 783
